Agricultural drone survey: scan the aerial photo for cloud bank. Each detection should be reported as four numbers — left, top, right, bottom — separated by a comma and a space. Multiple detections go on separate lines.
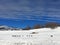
0, 0, 60, 21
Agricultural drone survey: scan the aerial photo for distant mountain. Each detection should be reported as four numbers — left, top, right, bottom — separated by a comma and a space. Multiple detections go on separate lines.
0, 25, 20, 30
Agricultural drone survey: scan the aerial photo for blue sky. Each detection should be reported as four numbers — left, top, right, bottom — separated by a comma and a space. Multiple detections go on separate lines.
0, 0, 60, 28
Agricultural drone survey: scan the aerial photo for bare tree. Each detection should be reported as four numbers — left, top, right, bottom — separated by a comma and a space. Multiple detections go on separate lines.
45, 22, 58, 29
33, 24, 41, 29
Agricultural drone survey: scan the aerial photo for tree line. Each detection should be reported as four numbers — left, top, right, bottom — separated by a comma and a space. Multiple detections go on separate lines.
23, 22, 60, 30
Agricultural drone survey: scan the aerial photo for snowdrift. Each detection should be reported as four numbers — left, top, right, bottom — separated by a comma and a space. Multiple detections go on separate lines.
0, 27, 60, 45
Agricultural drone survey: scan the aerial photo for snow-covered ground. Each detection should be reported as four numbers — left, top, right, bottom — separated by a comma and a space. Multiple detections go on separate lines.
0, 27, 60, 45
